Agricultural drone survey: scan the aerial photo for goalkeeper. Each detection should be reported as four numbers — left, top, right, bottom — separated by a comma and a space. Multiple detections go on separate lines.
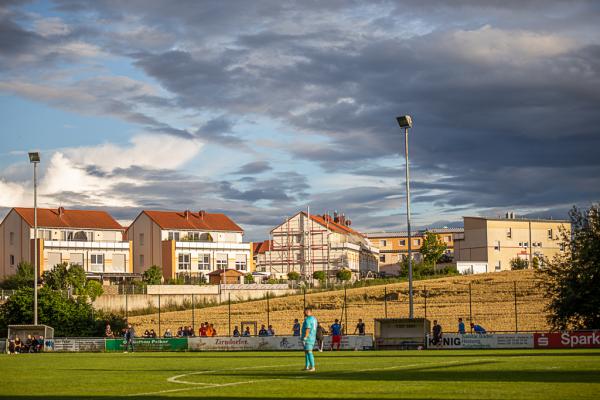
301, 308, 318, 372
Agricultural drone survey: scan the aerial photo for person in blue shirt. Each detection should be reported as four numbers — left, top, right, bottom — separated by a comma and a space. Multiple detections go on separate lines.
470, 322, 486, 333
301, 308, 318, 371
292, 319, 301, 336
330, 319, 343, 350
458, 318, 466, 334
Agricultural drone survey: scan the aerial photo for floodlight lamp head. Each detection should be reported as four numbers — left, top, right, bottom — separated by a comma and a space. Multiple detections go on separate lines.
28, 152, 40, 163
396, 115, 413, 128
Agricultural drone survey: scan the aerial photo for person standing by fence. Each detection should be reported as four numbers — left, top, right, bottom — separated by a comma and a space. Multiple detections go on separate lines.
330, 319, 342, 351
124, 324, 135, 353
458, 318, 466, 334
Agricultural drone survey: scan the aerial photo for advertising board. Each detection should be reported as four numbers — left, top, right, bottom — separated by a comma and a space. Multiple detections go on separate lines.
188, 335, 373, 351
533, 331, 600, 349
105, 338, 188, 352
426, 333, 534, 349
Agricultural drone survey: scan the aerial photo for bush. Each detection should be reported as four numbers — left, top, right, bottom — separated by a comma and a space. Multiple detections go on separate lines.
336, 269, 352, 282
0, 262, 34, 289
312, 271, 326, 281
510, 258, 529, 270
244, 273, 255, 284
287, 271, 301, 281
84, 280, 104, 301
142, 265, 163, 285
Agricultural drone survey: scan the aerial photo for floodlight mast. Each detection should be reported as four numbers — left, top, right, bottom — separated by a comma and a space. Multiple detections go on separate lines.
28, 152, 40, 325
395, 116, 414, 319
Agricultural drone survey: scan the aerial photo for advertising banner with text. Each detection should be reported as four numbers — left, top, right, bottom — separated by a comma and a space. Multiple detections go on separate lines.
534, 331, 600, 349
105, 338, 188, 352
426, 333, 534, 349
50, 338, 106, 352
188, 335, 373, 351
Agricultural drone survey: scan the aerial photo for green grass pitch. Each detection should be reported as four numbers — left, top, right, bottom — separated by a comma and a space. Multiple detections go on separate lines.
1, 349, 599, 399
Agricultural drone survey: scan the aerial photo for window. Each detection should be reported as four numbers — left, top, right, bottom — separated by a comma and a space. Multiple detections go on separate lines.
414, 239, 421, 246
178, 254, 191, 270
9, 255, 15, 266
494, 240, 501, 251
198, 254, 211, 270
188, 232, 200, 241
216, 254, 228, 270
381, 240, 387, 247
90, 254, 104, 272
139, 254, 144, 268
524, 242, 529, 247
495, 261, 501, 271
168, 231, 180, 241
399, 239, 406, 246
445, 235, 452, 243
547, 229, 553, 239
9, 232, 14, 245
506, 228, 512, 239
139, 233, 144, 246
518, 242, 523, 247
559, 243, 565, 252
235, 254, 247, 271
379, 255, 385, 262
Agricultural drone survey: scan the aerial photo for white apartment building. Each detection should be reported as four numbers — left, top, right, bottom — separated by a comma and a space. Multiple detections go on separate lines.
0, 207, 132, 282
255, 211, 379, 280
127, 210, 251, 281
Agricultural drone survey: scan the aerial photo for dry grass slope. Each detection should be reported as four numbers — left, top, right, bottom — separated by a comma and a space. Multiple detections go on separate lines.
129, 270, 548, 335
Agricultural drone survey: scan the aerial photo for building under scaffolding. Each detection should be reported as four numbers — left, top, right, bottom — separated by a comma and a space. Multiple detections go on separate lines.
254, 210, 379, 280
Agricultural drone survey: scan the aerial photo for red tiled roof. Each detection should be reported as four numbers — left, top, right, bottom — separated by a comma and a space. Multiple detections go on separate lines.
303, 212, 363, 237
12, 207, 123, 230
142, 210, 243, 232
207, 268, 245, 276
253, 240, 272, 254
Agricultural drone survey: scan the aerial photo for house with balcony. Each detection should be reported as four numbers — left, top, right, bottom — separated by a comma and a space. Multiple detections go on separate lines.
127, 210, 252, 281
0, 207, 133, 283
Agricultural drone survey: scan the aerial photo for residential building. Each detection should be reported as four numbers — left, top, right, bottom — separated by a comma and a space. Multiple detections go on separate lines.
454, 214, 570, 274
127, 210, 252, 281
0, 207, 132, 282
255, 211, 379, 280
366, 228, 463, 276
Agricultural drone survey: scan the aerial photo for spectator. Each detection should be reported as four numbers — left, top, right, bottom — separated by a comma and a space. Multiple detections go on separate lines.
199, 323, 207, 337
243, 327, 251, 337
105, 323, 113, 338
14, 336, 22, 353
143, 329, 150, 338
164, 328, 173, 338
458, 318, 466, 334
124, 324, 135, 353
316, 323, 327, 352
211, 324, 218, 337
176, 327, 184, 337
268, 325, 275, 336
206, 324, 215, 337
292, 319, 301, 336
8, 338, 16, 354
354, 319, 366, 335
233, 326, 240, 337
258, 325, 268, 337
432, 320, 443, 349
471, 322, 487, 334
25, 335, 33, 353
330, 319, 343, 351
149, 329, 157, 338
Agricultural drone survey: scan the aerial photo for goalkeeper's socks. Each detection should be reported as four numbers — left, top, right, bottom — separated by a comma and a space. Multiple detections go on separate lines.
308, 351, 315, 368
305, 352, 310, 369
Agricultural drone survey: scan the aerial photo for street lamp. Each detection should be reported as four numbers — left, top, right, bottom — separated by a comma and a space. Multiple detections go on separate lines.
28, 151, 40, 326
396, 115, 414, 319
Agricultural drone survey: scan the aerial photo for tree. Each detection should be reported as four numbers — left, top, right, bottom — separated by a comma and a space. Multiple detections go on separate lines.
84, 280, 104, 301
287, 271, 300, 281
312, 271, 326, 281
0, 262, 34, 289
336, 269, 352, 282
510, 257, 529, 270
537, 204, 600, 330
244, 273, 255, 284
142, 265, 163, 285
420, 232, 447, 270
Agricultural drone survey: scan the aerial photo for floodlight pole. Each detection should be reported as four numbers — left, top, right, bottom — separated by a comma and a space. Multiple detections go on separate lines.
29, 153, 40, 325
397, 116, 414, 319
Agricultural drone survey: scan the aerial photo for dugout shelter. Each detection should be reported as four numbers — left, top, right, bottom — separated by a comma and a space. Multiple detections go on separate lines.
374, 318, 430, 350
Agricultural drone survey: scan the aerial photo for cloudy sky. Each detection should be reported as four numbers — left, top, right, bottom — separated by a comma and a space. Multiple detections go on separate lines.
1, 0, 599, 240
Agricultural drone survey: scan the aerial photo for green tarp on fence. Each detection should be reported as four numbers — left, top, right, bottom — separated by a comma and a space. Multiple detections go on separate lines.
105, 338, 188, 352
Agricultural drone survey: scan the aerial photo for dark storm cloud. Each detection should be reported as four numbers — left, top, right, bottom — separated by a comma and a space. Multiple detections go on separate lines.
232, 161, 272, 175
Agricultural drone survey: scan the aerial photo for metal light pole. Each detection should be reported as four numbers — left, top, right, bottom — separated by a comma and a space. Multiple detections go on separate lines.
28, 151, 41, 325
396, 116, 414, 319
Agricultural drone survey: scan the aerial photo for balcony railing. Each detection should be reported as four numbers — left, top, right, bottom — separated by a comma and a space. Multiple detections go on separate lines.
174, 241, 250, 250
42, 240, 130, 250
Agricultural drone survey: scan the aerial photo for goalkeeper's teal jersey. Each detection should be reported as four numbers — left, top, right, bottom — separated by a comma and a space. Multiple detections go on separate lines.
302, 315, 318, 343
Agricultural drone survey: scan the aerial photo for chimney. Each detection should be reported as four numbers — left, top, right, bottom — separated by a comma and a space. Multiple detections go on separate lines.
58, 206, 65, 217
184, 210, 190, 220
198, 210, 205, 219
339, 213, 346, 225
333, 210, 339, 223
346, 219, 351, 227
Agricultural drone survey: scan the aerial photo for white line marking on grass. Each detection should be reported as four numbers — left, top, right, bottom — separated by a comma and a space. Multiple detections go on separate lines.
129, 378, 282, 396
167, 363, 299, 385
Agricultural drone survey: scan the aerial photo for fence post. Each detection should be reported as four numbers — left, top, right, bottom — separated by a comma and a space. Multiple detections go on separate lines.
158, 294, 161, 337
228, 293, 232, 336
468, 283, 473, 332
344, 286, 348, 335
125, 291, 128, 321
303, 287, 306, 309
514, 281, 518, 333
424, 286, 427, 319
384, 287, 388, 318
191, 294, 195, 333
267, 291, 270, 327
